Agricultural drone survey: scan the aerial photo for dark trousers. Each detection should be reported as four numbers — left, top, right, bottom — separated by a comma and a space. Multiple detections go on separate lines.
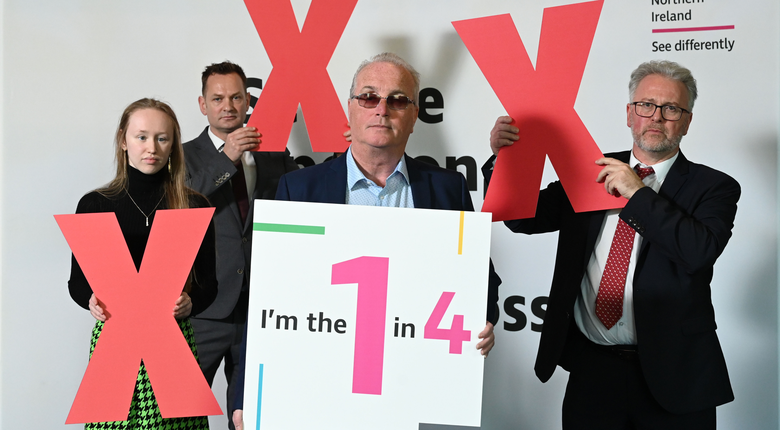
562, 331, 716, 430
191, 291, 248, 430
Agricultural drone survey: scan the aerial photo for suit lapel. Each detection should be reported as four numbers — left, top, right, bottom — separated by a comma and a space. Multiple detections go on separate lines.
191, 128, 216, 156
406, 155, 432, 209
656, 151, 690, 202
638, 151, 690, 254
327, 154, 348, 204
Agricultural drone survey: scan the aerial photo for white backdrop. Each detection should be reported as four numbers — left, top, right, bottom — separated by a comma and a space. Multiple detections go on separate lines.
1, 1, 777, 429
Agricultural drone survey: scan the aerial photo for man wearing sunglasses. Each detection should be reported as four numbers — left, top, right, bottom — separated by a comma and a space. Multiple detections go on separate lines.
277, 51, 499, 348
230, 52, 501, 429
484, 60, 739, 429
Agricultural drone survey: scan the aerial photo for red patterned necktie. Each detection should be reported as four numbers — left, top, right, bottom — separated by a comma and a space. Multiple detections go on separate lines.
595, 165, 655, 329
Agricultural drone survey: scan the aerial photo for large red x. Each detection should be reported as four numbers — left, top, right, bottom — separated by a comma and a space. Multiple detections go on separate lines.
56, 208, 221, 424
244, 0, 357, 153
453, 0, 624, 221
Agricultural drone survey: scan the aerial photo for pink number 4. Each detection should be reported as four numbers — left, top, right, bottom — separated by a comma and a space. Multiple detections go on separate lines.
424, 292, 471, 354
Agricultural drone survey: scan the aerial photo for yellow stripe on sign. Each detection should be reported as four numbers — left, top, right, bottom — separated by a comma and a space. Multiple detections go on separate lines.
458, 211, 465, 255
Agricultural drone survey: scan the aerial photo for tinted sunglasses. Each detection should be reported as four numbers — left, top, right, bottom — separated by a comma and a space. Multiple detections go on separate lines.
351, 93, 415, 110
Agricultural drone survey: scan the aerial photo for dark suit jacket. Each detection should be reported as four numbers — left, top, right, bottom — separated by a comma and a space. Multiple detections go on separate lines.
484, 150, 739, 414
184, 127, 299, 319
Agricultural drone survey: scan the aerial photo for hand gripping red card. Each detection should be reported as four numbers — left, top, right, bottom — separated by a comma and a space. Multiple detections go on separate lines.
244, 0, 357, 153
56, 208, 221, 424
453, 0, 625, 222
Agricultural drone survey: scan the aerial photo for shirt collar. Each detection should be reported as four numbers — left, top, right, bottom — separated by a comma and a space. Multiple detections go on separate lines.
345, 146, 409, 189
630, 150, 679, 185
207, 127, 225, 151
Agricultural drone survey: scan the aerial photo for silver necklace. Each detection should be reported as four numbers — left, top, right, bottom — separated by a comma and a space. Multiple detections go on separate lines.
125, 189, 166, 227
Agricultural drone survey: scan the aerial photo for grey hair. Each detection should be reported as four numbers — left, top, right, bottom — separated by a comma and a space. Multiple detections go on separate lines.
349, 52, 421, 103
628, 60, 697, 110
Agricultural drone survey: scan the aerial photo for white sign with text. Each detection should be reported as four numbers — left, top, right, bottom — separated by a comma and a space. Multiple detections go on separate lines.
244, 200, 492, 429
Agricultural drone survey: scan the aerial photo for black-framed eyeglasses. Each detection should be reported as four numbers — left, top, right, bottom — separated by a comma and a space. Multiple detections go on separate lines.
351, 93, 415, 110
631, 102, 690, 121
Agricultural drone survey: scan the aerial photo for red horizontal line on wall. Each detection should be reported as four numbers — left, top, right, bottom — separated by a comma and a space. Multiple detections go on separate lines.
653, 25, 735, 33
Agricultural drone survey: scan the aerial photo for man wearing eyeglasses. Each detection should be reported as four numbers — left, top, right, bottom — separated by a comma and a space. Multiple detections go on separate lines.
484, 60, 739, 429
230, 52, 501, 429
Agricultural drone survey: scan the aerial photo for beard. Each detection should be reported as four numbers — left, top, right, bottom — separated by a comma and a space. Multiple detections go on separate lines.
633, 126, 683, 154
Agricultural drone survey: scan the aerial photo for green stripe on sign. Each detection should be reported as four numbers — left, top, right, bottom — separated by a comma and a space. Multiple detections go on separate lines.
253, 223, 325, 235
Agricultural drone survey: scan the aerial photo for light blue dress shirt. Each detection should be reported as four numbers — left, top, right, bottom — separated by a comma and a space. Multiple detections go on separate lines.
344, 148, 414, 208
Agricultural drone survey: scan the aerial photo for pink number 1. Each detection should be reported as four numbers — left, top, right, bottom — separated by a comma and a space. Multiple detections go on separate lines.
331, 257, 389, 395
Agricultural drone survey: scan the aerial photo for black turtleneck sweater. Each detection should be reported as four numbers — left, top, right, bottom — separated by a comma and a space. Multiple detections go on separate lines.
68, 167, 217, 317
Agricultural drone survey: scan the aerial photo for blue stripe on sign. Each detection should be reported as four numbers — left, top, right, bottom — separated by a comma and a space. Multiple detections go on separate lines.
256, 363, 264, 430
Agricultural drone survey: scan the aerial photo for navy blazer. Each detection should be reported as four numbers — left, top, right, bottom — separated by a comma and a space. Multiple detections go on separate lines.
484, 150, 739, 414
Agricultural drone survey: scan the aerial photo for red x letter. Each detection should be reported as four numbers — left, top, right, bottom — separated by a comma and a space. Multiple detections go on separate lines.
244, 0, 357, 153
454, 0, 624, 221
56, 209, 221, 423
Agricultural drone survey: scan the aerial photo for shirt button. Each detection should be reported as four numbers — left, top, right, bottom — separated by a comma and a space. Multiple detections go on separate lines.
618, 322, 624, 326
237, 268, 244, 275
242, 237, 248, 243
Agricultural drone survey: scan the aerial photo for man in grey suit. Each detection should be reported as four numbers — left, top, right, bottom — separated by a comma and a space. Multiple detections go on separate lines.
183, 61, 298, 426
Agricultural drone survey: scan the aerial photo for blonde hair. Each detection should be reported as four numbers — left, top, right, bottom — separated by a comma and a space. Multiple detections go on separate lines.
99, 98, 191, 210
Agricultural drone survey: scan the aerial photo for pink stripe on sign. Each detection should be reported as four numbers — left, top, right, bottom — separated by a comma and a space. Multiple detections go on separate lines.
652, 25, 734, 33
331, 257, 389, 395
